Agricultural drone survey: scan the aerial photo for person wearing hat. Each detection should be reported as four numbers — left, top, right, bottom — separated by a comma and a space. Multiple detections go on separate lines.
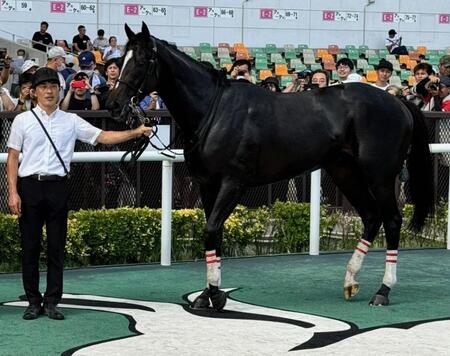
372, 59, 394, 91
46, 46, 67, 100
230, 59, 252, 82
65, 51, 106, 95
260, 76, 281, 92
385, 29, 408, 55
6, 67, 152, 321
21, 59, 39, 75
438, 55, 450, 77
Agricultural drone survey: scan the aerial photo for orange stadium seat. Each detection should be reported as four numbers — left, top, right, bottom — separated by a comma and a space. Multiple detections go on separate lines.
416, 46, 427, 55
366, 70, 378, 82
275, 64, 288, 76
235, 51, 250, 60
316, 49, 329, 59
408, 76, 416, 86
399, 55, 410, 65
259, 69, 273, 80
406, 60, 417, 70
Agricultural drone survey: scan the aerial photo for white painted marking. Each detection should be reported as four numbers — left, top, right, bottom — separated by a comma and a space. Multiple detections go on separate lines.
116, 50, 134, 88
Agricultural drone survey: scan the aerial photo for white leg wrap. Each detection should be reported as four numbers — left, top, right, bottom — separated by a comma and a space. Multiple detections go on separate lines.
383, 250, 398, 288
345, 239, 371, 287
205, 250, 221, 287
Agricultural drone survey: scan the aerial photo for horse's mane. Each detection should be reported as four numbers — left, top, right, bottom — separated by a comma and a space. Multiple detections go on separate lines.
125, 33, 228, 87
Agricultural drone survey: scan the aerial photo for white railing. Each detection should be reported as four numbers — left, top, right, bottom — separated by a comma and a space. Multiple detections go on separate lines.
0, 143, 448, 267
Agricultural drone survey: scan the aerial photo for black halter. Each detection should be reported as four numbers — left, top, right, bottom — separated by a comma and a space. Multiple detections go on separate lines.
119, 38, 179, 163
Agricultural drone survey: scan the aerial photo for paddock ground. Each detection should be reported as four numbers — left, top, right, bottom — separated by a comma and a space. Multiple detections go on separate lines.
1, 249, 450, 355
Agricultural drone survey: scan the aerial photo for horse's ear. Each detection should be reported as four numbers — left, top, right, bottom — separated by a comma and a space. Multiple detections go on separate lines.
124, 23, 135, 39
141, 22, 151, 39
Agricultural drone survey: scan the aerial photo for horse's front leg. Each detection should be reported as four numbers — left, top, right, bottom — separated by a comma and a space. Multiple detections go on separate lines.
192, 179, 244, 311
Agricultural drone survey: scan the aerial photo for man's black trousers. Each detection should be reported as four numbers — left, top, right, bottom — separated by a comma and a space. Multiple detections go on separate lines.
18, 176, 69, 306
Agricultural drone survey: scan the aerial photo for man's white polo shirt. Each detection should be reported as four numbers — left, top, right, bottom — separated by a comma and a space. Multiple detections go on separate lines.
7, 105, 102, 177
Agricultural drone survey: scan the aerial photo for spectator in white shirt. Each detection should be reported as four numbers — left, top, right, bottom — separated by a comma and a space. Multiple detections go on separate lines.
102, 36, 122, 62
372, 59, 394, 91
385, 29, 408, 55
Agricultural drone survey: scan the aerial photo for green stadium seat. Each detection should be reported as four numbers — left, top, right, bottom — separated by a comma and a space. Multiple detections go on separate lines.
265, 44, 277, 54
437, 50, 445, 56
280, 75, 293, 88
294, 63, 307, 72
251, 47, 266, 55
289, 58, 303, 69
199, 42, 212, 53
284, 48, 297, 60
331, 70, 339, 81
345, 45, 356, 50
427, 55, 440, 66
310, 63, 322, 71
220, 57, 233, 67
255, 58, 268, 70
368, 56, 380, 66
297, 44, 309, 53
378, 49, 389, 59
255, 52, 267, 60
347, 49, 359, 60
400, 70, 412, 81
358, 45, 369, 55
336, 53, 347, 61
364, 65, 375, 74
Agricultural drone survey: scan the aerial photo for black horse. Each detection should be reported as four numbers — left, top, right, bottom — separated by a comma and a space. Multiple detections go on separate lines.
108, 23, 433, 309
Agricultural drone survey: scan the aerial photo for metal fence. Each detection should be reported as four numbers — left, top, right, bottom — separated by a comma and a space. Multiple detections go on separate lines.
0, 110, 449, 213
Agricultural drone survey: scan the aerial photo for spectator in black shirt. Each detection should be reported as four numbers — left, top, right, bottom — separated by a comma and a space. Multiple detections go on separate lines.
32, 21, 53, 52
60, 72, 99, 110
72, 25, 91, 54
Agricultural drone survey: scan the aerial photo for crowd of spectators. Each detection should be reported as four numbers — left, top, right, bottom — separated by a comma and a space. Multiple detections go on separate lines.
255, 53, 450, 113
0, 21, 449, 115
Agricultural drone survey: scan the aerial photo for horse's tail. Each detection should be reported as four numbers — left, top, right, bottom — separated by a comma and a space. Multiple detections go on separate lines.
403, 100, 434, 231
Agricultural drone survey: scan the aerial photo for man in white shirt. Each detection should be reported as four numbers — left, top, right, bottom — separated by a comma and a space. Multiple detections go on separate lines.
46, 46, 67, 101
6, 67, 151, 321
385, 29, 408, 55
372, 59, 393, 91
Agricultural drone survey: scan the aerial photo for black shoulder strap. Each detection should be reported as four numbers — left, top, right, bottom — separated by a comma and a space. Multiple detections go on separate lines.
31, 109, 70, 177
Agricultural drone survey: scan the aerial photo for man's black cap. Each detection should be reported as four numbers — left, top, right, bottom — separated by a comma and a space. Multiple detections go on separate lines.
32, 67, 60, 88
376, 59, 394, 72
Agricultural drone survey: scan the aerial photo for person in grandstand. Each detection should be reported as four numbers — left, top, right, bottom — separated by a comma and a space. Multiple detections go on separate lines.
102, 36, 122, 62
371, 59, 393, 91
72, 25, 91, 54
31, 21, 53, 52
439, 55, 450, 77
310, 69, 329, 88
93, 29, 109, 55
46, 46, 67, 101
60, 72, 100, 110
12, 73, 34, 112
385, 29, 408, 55
230, 59, 252, 82
260, 76, 281, 92
6, 67, 152, 321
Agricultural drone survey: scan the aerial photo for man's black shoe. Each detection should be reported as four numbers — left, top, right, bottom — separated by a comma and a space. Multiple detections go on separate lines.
23, 304, 42, 320
43, 304, 65, 320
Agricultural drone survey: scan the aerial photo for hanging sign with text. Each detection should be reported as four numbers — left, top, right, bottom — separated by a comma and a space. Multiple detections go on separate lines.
193, 7, 234, 18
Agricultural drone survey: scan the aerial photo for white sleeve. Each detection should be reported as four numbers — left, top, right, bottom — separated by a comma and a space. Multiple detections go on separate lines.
74, 114, 102, 145
7, 115, 24, 151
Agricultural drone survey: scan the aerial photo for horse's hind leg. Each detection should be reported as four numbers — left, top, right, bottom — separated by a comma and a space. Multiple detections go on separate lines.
192, 178, 244, 311
324, 154, 382, 300
368, 183, 402, 306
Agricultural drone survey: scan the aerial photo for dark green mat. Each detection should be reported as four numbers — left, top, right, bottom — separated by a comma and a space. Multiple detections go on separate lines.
1, 249, 449, 355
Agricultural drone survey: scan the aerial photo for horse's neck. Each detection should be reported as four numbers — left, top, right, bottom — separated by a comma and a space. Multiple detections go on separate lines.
156, 44, 217, 136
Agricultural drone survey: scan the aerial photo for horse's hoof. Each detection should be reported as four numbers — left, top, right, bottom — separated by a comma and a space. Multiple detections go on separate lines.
369, 294, 389, 306
210, 289, 227, 311
343, 283, 360, 300
190, 288, 211, 310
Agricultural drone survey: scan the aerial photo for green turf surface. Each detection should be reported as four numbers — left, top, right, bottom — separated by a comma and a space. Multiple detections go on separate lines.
1, 249, 449, 355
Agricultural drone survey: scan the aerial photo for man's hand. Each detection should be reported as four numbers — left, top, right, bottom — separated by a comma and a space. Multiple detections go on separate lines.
8, 192, 21, 217
134, 124, 153, 138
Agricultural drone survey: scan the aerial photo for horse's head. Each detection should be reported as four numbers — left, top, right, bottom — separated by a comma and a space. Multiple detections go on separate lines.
107, 22, 159, 122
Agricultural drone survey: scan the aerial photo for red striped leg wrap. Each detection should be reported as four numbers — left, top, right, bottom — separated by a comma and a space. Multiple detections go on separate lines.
206, 250, 221, 287
347, 239, 371, 274
383, 250, 398, 287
